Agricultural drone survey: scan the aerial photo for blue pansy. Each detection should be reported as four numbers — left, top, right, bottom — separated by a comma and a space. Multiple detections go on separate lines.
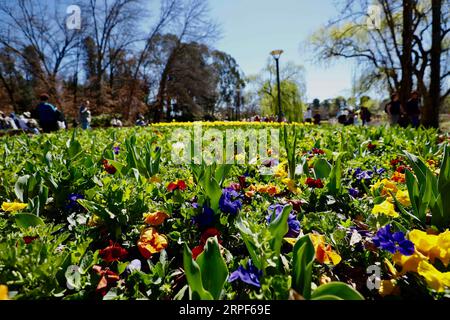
66, 193, 84, 211
219, 188, 242, 215
266, 204, 300, 238
228, 260, 263, 288
372, 224, 414, 256
192, 205, 215, 229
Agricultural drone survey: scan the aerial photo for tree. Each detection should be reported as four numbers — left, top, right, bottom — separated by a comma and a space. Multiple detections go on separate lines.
0, 0, 81, 106
309, 0, 449, 128
251, 60, 307, 122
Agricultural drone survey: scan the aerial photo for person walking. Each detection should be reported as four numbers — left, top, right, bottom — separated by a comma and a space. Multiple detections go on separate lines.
386, 93, 401, 126
406, 91, 421, 128
32, 94, 59, 133
304, 107, 312, 123
79, 100, 92, 130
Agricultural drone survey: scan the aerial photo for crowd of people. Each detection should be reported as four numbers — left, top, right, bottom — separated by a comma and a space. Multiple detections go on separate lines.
0, 90, 423, 134
385, 91, 421, 128
0, 93, 151, 135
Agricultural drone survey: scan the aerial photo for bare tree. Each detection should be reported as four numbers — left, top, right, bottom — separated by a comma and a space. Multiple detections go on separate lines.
0, 0, 82, 108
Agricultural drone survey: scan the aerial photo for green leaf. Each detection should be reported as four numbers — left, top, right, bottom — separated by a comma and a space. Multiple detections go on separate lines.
196, 237, 228, 299
14, 213, 45, 228
311, 282, 364, 300
235, 218, 262, 270
268, 205, 292, 260
183, 244, 214, 300
14, 175, 31, 202
314, 159, 332, 179
292, 235, 315, 299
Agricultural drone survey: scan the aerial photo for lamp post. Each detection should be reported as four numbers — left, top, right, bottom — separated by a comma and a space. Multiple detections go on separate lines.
270, 50, 284, 122
236, 87, 241, 121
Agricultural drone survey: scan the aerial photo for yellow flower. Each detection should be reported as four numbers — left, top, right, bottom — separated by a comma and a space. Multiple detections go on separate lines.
409, 229, 450, 267
0, 285, 8, 300
372, 200, 399, 218
274, 164, 288, 179
417, 260, 450, 292
371, 179, 398, 196
144, 211, 169, 226
149, 175, 161, 183
282, 178, 300, 194
395, 189, 411, 207
284, 237, 298, 246
137, 227, 168, 259
379, 279, 400, 297
310, 234, 341, 265
1, 202, 27, 213
393, 251, 427, 274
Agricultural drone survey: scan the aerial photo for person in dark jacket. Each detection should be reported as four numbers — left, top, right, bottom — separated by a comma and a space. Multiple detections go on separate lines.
406, 91, 421, 128
386, 93, 402, 126
33, 94, 59, 133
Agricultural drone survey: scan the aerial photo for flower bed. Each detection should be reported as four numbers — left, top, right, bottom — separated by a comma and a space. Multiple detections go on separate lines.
0, 123, 449, 300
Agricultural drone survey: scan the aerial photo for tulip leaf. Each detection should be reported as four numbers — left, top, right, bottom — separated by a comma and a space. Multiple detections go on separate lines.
311, 282, 364, 300
292, 235, 315, 299
14, 213, 45, 229
314, 159, 332, 179
268, 205, 291, 260
183, 244, 214, 300
196, 237, 228, 300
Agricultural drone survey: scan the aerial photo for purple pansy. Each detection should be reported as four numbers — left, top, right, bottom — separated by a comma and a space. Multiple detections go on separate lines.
113, 145, 120, 155
372, 224, 414, 256
66, 193, 84, 211
228, 260, 263, 288
192, 205, 215, 229
219, 188, 242, 216
348, 188, 360, 198
266, 204, 300, 238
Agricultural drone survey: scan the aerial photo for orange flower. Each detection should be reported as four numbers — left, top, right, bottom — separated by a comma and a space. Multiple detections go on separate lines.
144, 211, 169, 226
391, 172, 406, 183
137, 227, 168, 259
310, 234, 341, 265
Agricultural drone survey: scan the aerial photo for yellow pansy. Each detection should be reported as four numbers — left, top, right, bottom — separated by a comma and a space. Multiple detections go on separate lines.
371, 179, 398, 197
149, 175, 161, 183
379, 279, 400, 297
284, 237, 298, 246
0, 285, 8, 300
310, 234, 341, 265
282, 178, 300, 194
372, 200, 399, 218
395, 189, 411, 207
393, 251, 427, 274
409, 229, 450, 267
274, 164, 288, 179
417, 261, 450, 292
1, 202, 27, 213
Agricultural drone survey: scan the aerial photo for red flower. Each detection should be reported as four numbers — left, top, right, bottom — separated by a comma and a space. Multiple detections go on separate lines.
200, 227, 221, 245
390, 158, 403, 167
306, 177, 324, 188
99, 240, 128, 263
102, 159, 117, 174
288, 199, 304, 211
191, 245, 204, 260
23, 236, 38, 244
367, 143, 376, 151
238, 175, 247, 189
191, 228, 222, 260
396, 165, 406, 173
312, 148, 325, 155
93, 265, 120, 296
167, 180, 187, 192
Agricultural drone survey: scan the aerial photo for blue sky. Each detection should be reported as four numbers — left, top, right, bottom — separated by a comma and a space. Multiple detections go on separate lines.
209, 0, 356, 101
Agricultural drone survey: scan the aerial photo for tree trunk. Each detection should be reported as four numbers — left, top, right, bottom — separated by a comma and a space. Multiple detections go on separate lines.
422, 0, 441, 128
400, 0, 413, 111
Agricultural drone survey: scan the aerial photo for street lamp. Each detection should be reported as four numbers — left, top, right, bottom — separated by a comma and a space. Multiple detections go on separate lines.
270, 50, 284, 122
236, 87, 241, 121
